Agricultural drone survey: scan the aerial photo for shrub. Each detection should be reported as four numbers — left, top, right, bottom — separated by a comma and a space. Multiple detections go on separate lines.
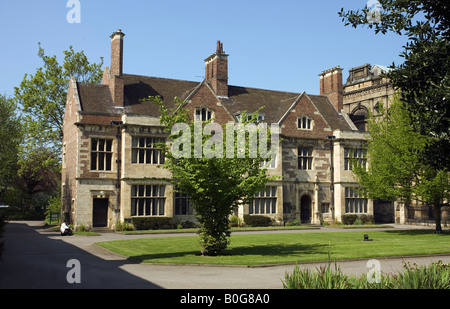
283, 261, 450, 289
115, 220, 134, 231
283, 263, 353, 289
353, 218, 363, 225
243, 215, 273, 227
359, 214, 375, 224
341, 214, 358, 225
341, 214, 375, 225
181, 221, 196, 229
285, 219, 301, 226
76, 224, 90, 232
229, 215, 243, 227
132, 217, 173, 230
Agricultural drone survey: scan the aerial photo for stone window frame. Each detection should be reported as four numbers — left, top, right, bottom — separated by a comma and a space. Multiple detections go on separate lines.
250, 186, 277, 214
131, 136, 165, 165
90, 138, 113, 171
344, 147, 367, 171
195, 107, 214, 121
297, 115, 313, 130
174, 187, 193, 215
131, 184, 166, 216
298, 147, 313, 170
345, 187, 368, 214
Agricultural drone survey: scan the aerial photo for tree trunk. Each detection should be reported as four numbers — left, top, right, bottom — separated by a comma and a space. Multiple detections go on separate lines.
433, 203, 442, 234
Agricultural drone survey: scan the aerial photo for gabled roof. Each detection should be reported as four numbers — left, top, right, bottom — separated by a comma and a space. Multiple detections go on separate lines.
122, 74, 200, 116
222, 86, 300, 124
306, 94, 353, 131
77, 83, 114, 114
75, 73, 354, 131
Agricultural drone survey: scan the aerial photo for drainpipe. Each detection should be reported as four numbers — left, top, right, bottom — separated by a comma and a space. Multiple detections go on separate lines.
110, 121, 123, 224
326, 135, 336, 222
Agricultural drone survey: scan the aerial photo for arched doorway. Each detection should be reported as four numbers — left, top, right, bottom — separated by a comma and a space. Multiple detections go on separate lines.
300, 195, 312, 223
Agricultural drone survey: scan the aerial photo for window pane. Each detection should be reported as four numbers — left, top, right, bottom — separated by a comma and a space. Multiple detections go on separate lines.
98, 153, 105, 170
99, 139, 105, 151
91, 153, 97, 170
106, 140, 112, 152
91, 139, 97, 151
132, 149, 138, 163
146, 149, 152, 164
159, 199, 165, 215
152, 150, 158, 164
138, 199, 145, 216
145, 199, 151, 216
131, 199, 137, 216
105, 153, 112, 170
139, 149, 145, 163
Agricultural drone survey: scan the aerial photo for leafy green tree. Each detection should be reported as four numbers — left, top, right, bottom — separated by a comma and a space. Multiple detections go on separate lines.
15, 147, 60, 210
147, 96, 277, 255
14, 44, 104, 155
339, 0, 450, 170
0, 94, 23, 202
352, 98, 449, 233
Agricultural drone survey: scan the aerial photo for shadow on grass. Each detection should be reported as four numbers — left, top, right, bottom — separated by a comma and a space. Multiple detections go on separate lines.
225, 243, 329, 257
382, 229, 450, 236
129, 243, 329, 263
129, 250, 202, 262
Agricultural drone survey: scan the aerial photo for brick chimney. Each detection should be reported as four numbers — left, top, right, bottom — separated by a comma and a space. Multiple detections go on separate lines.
103, 29, 125, 106
319, 66, 343, 112
204, 41, 228, 97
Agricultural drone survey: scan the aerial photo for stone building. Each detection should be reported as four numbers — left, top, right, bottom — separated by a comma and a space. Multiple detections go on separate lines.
342, 63, 449, 226
61, 30, 371, 229
343, 63, 394, 132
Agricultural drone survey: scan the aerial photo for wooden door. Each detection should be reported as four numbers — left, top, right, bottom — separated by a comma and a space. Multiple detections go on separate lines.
93, 198, 108, 227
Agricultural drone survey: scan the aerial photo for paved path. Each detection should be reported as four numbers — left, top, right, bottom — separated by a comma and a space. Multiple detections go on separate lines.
0, 221, 449, 290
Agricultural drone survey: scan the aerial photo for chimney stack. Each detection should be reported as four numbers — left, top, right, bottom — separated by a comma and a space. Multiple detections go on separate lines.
103, 29, 125, 106
204, 40, 228, 97
110, 29, 125, 77
319, 66, 343, 112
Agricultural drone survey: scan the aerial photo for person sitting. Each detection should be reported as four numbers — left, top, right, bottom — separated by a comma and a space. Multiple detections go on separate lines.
60, 221, 73, 236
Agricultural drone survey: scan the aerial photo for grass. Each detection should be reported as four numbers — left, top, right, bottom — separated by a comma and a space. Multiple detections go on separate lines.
97, 229, 450, 266
119, 225, 319, 234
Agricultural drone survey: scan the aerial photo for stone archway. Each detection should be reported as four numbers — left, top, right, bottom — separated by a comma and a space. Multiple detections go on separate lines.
300, 195, 312, 223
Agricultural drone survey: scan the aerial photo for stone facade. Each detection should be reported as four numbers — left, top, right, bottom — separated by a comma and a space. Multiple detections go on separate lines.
342, 63, 449, 226
61, 30, 373, 229
343, 63, 394, 132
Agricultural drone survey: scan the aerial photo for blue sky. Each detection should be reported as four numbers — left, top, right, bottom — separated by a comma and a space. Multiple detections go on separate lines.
0, 0, 408, 98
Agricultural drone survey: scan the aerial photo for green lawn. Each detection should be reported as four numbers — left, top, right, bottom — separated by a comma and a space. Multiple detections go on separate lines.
96, 230, 450, 266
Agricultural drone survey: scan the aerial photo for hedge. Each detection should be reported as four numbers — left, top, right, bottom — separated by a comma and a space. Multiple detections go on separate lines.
243, 215, 273, 227
131, 217, 173, 230
341, 214, 374, 225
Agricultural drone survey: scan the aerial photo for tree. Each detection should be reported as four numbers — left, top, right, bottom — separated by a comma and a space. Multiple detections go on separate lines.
147, 96, 278, 255
14, 44, 104, 155
0, 94, 23, 202
15, 147, 60, 210
339, 0, 450, 170
351, 98, 449, 233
